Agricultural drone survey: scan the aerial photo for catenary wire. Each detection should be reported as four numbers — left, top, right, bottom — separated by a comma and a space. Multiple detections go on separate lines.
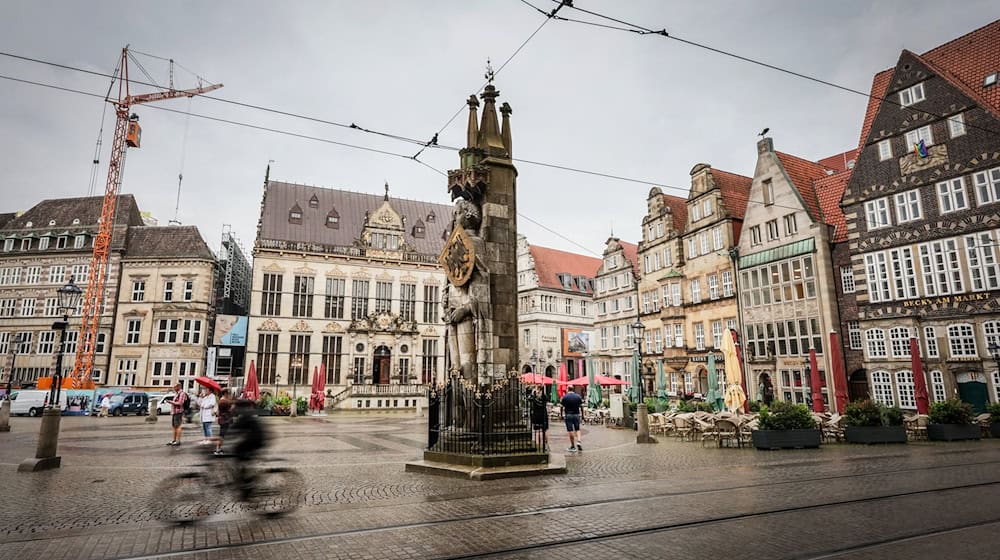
0, 72, 829, 224
527, 0, 1000, 139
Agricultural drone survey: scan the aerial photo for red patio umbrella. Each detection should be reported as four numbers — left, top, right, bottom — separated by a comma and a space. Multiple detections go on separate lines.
596, 375, 629, 386
910, 337, 930, 414
809, 347, 825, 413
557, 376, 591, 386
830, 331, 849, 413
557, 362, 568, 398
521, 372, 554, 385
243, 360, 260, 401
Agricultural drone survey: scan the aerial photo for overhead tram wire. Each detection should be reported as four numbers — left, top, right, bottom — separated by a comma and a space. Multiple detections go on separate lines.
0, 71, 822, 217
528, 0, 1000, 139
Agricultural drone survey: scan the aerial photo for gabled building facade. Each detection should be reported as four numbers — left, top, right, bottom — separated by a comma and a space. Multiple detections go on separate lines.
516, 235, 600, 379
737, 138, 848, 410
109, 226, 216, 391
636, 188, 686, 393
593, 237, 639, 384
669, 165, 750, 396
843, 20, 1000, 413
247, 179, 452, 408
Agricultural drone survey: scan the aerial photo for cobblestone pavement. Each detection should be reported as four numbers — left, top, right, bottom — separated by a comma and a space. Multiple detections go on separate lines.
1, 414, 999, 559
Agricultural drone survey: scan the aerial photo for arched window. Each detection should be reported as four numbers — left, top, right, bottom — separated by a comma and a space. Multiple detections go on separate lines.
947, 324, 977, 357
866, 329, 886, 358
871, 370, 894, 406
930, 370, 946, 402
895, 370, 915, 409
889, 327, 912, 358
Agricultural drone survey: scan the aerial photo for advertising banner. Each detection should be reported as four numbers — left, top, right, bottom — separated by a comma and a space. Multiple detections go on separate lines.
214, 315, 248, 346
561, 328, 590, 357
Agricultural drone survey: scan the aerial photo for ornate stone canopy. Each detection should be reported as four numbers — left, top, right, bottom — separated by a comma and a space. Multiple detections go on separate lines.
348, 310, 418, 335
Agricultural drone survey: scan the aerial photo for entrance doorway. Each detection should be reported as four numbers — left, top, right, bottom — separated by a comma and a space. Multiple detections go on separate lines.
848, 370, 869, 402
522, 364, 533, 373
545, 365, 556, 399
372, 345, 391, 385
566, 359, 576, 379
956, 372, 989, 413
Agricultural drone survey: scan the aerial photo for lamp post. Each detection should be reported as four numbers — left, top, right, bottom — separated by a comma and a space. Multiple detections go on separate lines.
19, 279, 81, 472
802, 356, 812, 409
630, 320, 655, 444
1, 333, 26, 432
290, 355, 303, 418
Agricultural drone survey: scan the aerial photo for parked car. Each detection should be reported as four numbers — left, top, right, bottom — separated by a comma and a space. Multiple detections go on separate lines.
156, 393, 177, 415
10, 390, 68, 417
107, 393, 149, 416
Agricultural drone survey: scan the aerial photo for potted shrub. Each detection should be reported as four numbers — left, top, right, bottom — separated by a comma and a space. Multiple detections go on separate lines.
843, 400, 907, 444
927, 399, 980, 441
987, 403, 1000, 438
751, 401, 821, 449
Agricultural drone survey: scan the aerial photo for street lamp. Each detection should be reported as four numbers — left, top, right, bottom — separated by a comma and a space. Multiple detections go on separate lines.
629, 320, 654, 444
802, 356, 812, 408
290, 354, 303, 418
18, 279, 81, 472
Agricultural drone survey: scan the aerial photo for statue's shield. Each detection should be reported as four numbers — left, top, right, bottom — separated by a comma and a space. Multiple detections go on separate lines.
439, 223, 475, 287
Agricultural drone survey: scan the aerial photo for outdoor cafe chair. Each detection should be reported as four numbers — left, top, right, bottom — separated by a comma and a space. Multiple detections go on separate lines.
715, 419, 740, 448
672, 416, 693, 441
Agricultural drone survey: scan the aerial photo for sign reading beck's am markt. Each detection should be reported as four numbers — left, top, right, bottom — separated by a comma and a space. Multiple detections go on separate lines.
901, 292, 992, 308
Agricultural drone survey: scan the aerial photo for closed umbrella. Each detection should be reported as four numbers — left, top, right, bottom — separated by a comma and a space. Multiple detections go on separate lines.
307, 366, 320, 412
550, 371, 560, 405
656, 360, 668, 401
244, 360, 260, 401
706, 353, 725, 411
910, 337, 930, 414
830, 331, 849, 413
627, 351, 641, 402
721, 330, 747, 413
586, 355, 602, 409
557, 362, 569, 399
809, 347, 825, 412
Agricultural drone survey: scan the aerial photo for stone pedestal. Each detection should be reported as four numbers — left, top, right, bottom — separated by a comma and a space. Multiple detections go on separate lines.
145, 398, 159, 423
635, 403, 657, 444
18, 408, 62, 472
0, 399, 11, 432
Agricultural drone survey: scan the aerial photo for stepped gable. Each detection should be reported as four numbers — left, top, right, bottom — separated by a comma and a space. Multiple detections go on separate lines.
661, 194, 688, 232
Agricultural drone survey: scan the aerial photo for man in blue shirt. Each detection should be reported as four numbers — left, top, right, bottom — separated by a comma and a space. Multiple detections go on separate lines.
560, 386, 584, 452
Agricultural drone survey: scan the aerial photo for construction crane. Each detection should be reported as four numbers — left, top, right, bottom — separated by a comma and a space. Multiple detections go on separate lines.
68, 47, 222, 387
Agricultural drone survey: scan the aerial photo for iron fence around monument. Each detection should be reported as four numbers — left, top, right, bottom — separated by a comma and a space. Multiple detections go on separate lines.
426, 372, 546, 456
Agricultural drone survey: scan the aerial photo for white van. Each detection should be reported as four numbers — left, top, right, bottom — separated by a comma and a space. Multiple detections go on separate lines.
10, 390, 68, 417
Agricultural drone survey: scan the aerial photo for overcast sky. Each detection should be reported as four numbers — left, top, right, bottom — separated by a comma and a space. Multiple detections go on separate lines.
2, 1, 997, 258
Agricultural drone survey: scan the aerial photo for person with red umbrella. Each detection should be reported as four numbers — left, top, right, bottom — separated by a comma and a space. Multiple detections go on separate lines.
195, 376, 221, 446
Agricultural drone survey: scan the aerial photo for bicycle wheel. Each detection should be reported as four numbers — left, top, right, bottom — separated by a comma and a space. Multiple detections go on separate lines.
155, 472, 213, 525
246, 467, 304, 518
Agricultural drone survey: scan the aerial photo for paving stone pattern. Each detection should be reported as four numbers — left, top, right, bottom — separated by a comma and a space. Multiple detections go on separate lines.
1, 414, 999, 559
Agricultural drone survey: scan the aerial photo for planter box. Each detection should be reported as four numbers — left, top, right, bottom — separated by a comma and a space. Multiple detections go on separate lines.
752, 429, 822, 450
844, 425, 907, 444
992, 422, 1000, 438
927, 423, 981, 441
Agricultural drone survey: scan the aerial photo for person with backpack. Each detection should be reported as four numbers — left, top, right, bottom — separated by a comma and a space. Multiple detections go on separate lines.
167, 383, 189, 446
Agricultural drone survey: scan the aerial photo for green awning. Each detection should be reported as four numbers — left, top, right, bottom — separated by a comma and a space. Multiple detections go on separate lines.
739, 238, 815, 269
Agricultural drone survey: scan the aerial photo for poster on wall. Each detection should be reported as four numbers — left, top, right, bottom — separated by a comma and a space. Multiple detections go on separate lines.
562, 328, 591, 357
213, 315, 248, 346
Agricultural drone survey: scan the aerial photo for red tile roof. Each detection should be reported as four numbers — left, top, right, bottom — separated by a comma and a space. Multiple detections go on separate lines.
775, 151, 834, 222
529, 244, 602, 293
857, 20, 1000, 148
817, 149, 859, 173
661, 194, 688, 232
813, 170, 852, 243
711, 168, 752, 220
620, 240, 640, 278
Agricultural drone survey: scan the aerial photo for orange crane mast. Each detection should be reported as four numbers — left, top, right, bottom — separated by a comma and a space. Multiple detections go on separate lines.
67, 47, 222, 387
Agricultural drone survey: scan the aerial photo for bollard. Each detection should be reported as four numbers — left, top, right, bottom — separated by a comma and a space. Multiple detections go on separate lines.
635, 403, 657, 444
145, 398, 159, 423
18, 408, 62, 472
0, 399, 11, 432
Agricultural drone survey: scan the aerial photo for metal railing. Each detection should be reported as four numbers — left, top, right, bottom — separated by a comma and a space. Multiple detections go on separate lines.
351, 383, 425, 396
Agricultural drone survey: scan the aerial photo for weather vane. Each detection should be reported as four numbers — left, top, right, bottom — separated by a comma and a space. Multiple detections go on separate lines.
485, 58, 495, 84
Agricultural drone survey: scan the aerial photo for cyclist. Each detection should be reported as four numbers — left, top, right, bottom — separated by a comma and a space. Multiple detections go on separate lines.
228, 399, 268, 498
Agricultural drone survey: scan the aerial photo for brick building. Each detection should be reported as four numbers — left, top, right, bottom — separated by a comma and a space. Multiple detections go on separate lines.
842, 20, 1000, 412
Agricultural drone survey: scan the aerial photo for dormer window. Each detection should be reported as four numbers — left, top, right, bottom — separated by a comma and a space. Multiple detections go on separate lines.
558, 273, 573, 290
20, 239, 31, 251
289, 203, 303, 224
25, 221, 32, 227
48, 219, 56, 226
576, 277, 589, 291
308, 194, 319, 208
985, 73, 998, 88
72, 218, 81, 225
412, 219, 426, 239
426, 211, 436, 223
326, 207, 340, 229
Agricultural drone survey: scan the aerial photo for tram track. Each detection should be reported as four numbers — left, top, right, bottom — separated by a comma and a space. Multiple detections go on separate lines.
106, 458, 1000, 560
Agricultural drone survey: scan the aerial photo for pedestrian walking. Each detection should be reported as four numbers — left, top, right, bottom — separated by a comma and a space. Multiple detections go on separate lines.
561, 385, 584, 452
197, 388, 217, 445
98, 394, 111, 418
529, 386, 549, 450
167, 383, 188, 446
214, 390, 234, 456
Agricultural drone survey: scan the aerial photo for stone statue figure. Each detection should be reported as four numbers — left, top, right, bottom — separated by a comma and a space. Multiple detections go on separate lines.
442, 198, 491, 383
